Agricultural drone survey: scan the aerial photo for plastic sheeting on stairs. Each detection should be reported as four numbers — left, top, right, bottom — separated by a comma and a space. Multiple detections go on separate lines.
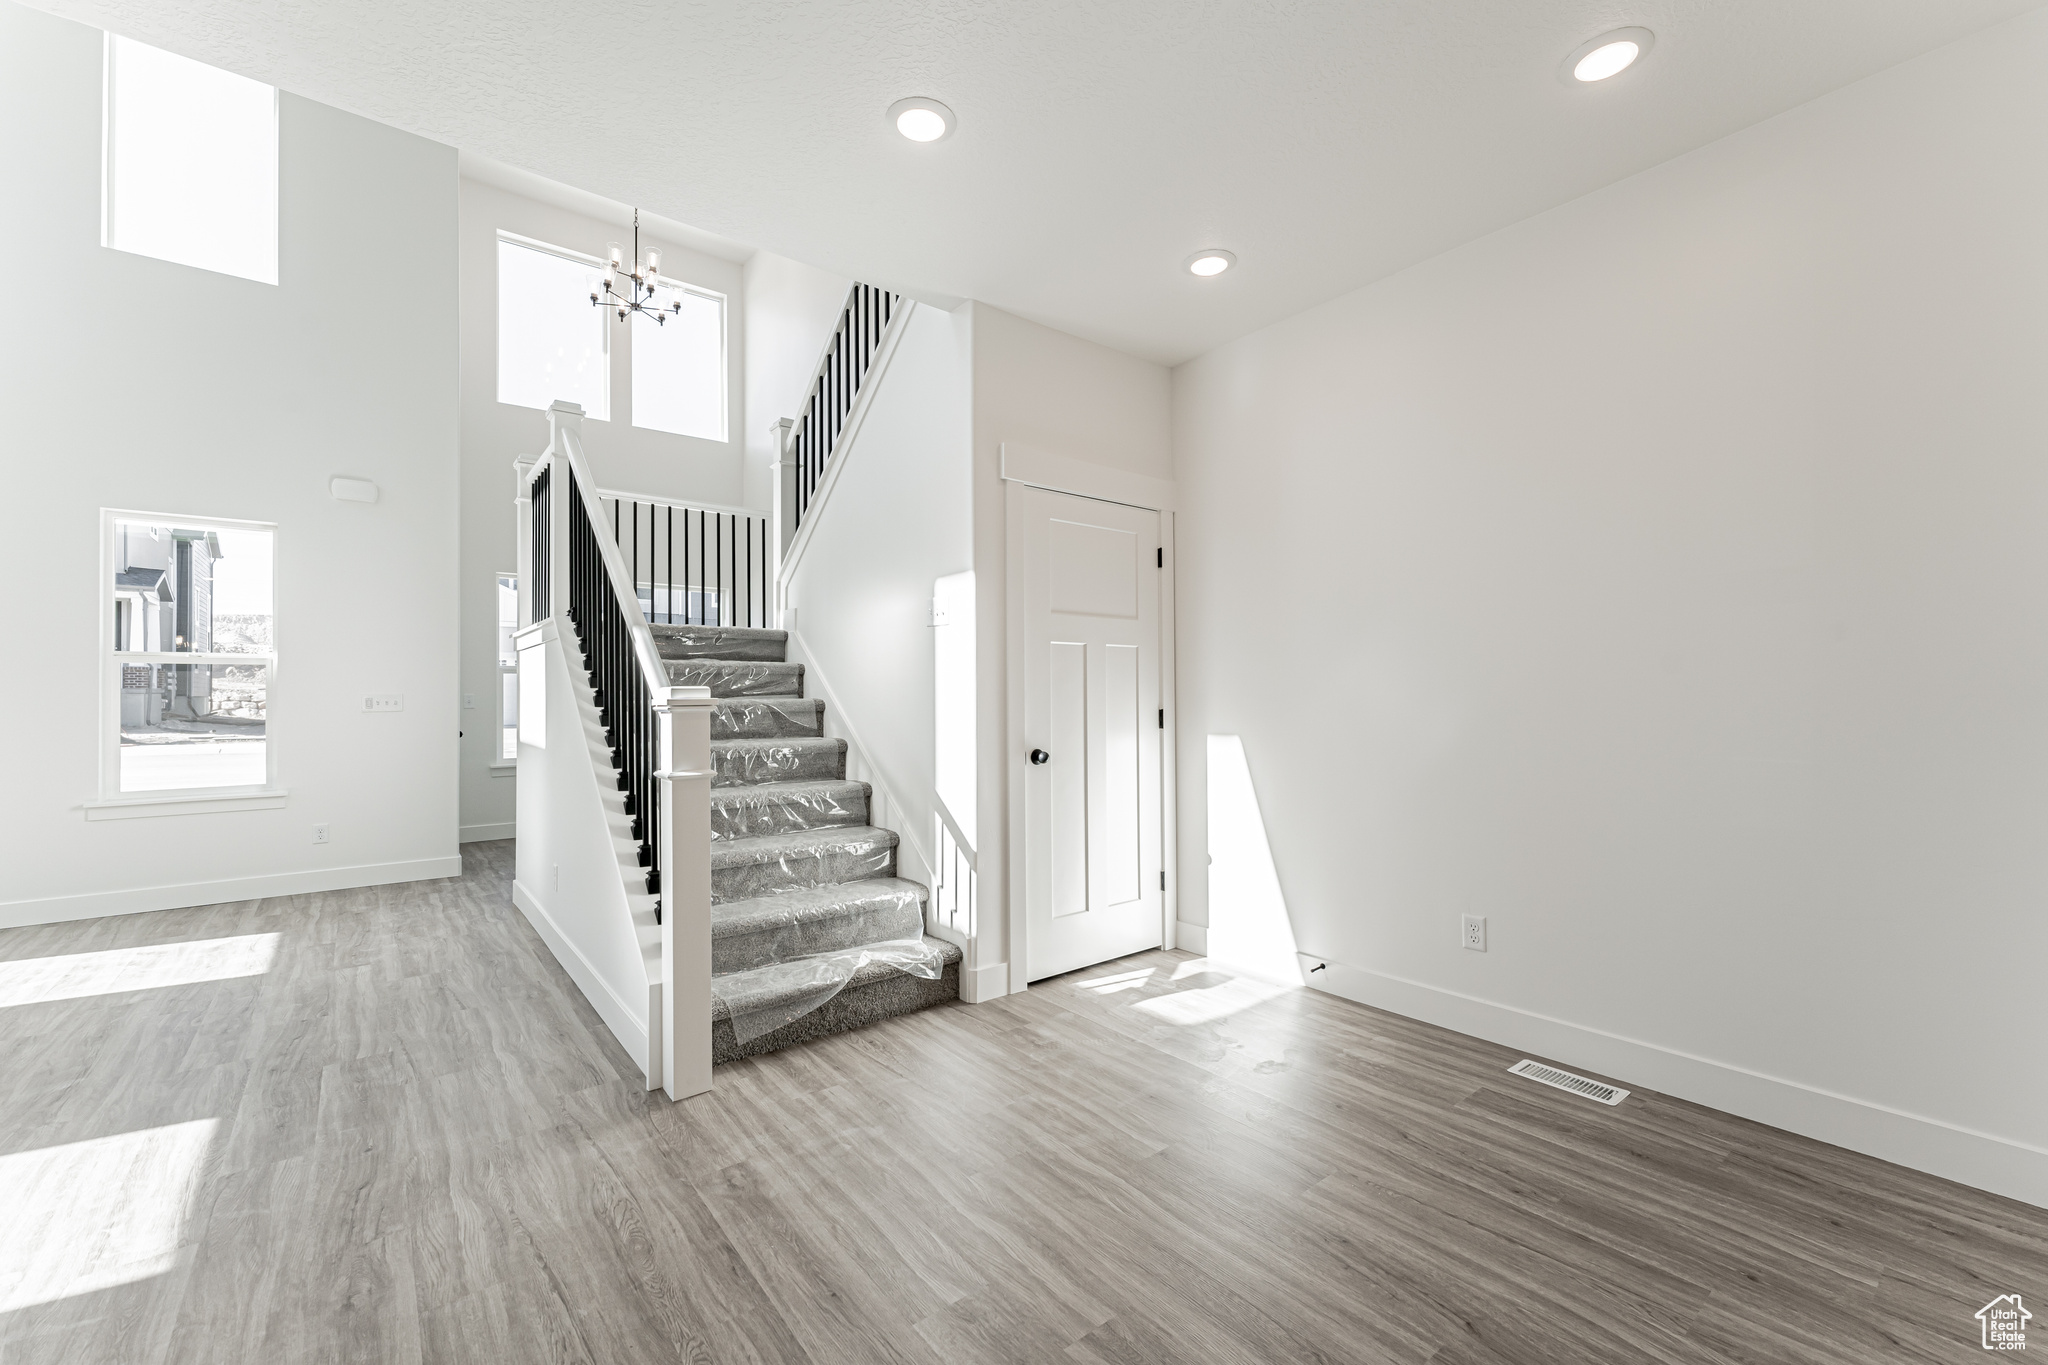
713, 936, 946, 1045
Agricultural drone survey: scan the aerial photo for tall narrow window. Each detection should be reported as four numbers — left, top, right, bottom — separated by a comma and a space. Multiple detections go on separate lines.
103, 35, 278, 284
497, 235, 609, 419
497, 573, 519, 762
632, 285, 726, 440
109, 517, 275, 794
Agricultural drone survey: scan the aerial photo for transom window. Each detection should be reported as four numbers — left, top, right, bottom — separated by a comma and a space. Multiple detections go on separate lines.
103, 34, 278, 284
497, 235, 609, 419
632, 284, 726, 440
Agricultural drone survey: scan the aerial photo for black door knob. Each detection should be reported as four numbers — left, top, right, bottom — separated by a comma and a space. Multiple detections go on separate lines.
1029, 748, 1050, 765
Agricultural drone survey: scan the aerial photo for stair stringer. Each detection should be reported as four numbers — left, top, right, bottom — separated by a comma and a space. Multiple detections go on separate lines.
510, 619, 663, 1087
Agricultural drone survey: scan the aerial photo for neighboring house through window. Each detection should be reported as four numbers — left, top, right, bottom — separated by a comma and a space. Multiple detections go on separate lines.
108, 515, 276, 796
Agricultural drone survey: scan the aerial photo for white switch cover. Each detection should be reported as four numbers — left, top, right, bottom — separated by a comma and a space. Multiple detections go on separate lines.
462, 694, 475, 710
363, 694, 404, 713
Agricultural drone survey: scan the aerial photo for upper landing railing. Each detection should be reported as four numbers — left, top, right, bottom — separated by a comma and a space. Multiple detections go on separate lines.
778, 284, 905, 543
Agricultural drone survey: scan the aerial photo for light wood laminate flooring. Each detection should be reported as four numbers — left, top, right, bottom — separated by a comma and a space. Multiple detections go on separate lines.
1, 840, 2040, 1363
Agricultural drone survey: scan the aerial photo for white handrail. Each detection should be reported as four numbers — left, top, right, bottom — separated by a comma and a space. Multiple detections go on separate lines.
774, 296, 917, 596
935, 798, 976, 871
598, 486, 768, 521
543, 405, 672, 700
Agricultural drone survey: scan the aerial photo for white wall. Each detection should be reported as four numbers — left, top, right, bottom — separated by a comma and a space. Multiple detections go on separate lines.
780, 301, 974, 915
968, 303, 1173, 994
0, 0, 462, 925
741, 250, 850, 511
1172, 10, 2048, 1203
457, 177, 745, 841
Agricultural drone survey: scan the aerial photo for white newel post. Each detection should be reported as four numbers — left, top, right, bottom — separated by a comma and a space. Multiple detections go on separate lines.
771, 416, 797, 554
512, 456, 535, 627
656, 684, 715, 1100
546, 402, 581, 620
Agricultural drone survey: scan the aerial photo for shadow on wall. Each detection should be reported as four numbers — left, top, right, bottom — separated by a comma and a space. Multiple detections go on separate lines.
1205, 735, 1303, 984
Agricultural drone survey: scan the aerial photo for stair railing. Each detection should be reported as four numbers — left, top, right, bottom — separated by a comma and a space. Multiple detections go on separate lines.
518, 401, 714, 1101
773, 283, 907, 558
598, 490, 775, 630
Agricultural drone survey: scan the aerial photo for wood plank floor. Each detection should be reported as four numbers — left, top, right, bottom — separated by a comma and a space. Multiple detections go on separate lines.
1, 840, 2040, 1364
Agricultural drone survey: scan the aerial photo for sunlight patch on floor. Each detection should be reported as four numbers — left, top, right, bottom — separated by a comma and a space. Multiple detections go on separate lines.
0, 934, 280, 1009
0, 1119, 216, 1312
1134, 964, 1292, 1026
1077, 967, 1155, 994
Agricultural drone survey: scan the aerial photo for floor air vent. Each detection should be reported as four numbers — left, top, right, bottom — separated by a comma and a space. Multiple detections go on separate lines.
1507, 1059, 1629, 1106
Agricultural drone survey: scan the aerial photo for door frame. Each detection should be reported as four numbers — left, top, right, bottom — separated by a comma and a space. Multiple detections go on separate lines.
1001, 443, 1178, 994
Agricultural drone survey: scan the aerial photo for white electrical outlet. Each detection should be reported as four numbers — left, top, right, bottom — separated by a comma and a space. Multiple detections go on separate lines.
1461, 914, 1487, 952
363, 693, 404, 713
312, 824, 329, 845
550, 864, 560, 892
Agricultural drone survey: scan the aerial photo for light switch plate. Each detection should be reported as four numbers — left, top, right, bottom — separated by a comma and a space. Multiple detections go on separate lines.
363, 694, 403, 713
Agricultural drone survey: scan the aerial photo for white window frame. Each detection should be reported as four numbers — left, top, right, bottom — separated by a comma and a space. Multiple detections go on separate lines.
89, 508, 285, 819
496, 230, 611, 420
631, 276, 729, 442
493, 570, 519, 770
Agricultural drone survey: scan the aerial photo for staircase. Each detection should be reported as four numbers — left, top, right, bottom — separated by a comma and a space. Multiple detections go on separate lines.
653, 622, 961, 1061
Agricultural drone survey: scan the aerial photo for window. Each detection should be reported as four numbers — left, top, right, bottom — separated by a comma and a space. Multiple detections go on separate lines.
108, 516, 275, 796
496, 573, 519, 762
497, 235, 609, 418
632, 285, 726, 440
103, 35, 278, 284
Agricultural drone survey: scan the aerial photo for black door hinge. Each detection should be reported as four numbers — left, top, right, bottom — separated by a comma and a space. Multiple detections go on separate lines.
1158, 708, 1165, 729
1156, 547, 1163, 568
1160, 870, 1166, 890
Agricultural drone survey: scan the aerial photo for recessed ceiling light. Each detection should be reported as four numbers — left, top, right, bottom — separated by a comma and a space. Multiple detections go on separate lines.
1562, 27, 1655, 84
888, 97, 955, 143
1185, 249, 1235, 277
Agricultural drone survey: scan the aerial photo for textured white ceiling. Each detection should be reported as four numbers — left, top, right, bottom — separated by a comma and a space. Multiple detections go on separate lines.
30, 0, 2044, 363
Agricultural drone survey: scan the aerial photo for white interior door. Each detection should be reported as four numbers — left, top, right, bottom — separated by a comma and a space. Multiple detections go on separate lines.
1017, 485, 1163, 980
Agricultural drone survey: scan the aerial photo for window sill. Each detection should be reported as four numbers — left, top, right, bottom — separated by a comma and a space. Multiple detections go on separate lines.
489, 760, 517, 776
83, 788, 289, 821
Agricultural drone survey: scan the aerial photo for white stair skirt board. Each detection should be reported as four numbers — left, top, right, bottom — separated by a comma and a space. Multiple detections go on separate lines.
460, 821, 516, 843
0, 856, 465, 931
959, 960, 1009, 1004
513, 879, 652, 1076
1299, 953, 2048, 1210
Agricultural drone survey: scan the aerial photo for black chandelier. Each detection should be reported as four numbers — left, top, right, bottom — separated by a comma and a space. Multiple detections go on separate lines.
592, 208, 684, 324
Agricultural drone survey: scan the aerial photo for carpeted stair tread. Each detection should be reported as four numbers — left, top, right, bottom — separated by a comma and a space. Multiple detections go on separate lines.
712, 696, 823, 739
664, 658, 805, 697
649, 624, 788, 662
712, 736, 846, 786
710, 825, 898, 903
710, 877, 927, 974
711, 935, 961, 1022
710, 779, 868, 841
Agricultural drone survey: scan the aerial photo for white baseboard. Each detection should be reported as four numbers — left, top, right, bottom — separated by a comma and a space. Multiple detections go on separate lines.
1174, 919, 1208, 955
960, 960, 1009, 1004
512, 880, 648, 1067
0, 856, 464, 930
1301, 954, 2048, 1210
460, 821, 515, 843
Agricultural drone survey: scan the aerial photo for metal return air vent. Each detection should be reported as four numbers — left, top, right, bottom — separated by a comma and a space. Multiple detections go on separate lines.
1507, 1059, 1629, 1106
